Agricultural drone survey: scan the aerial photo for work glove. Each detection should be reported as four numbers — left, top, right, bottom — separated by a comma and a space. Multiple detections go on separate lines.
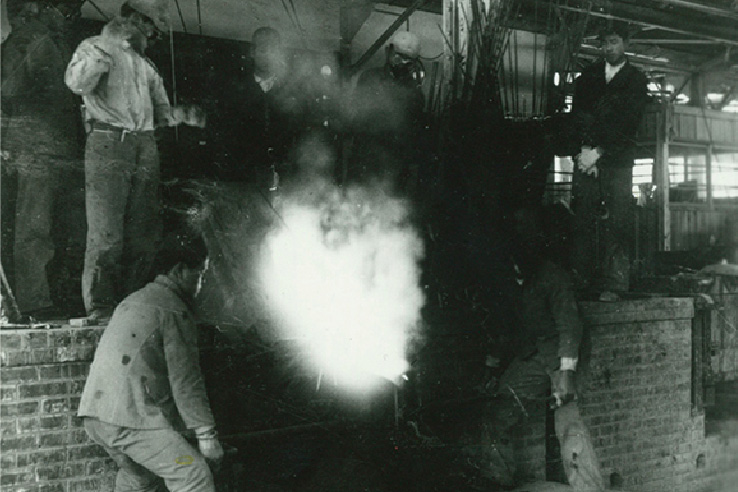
551, 369, 577, 408
576, 146, 601, 176
198, 437, 224, 462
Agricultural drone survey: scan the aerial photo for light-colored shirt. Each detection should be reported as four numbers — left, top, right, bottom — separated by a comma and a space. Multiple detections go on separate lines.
65, 21, 172, 131
605, 60, 625, 84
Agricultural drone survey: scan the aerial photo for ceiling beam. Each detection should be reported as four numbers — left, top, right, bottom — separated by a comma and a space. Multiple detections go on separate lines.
556, 4, 738, 47
648, 0, 738, 21
631, 39, 725, 45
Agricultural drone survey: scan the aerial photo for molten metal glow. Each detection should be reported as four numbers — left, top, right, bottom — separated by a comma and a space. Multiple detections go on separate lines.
259, 184, 424, 395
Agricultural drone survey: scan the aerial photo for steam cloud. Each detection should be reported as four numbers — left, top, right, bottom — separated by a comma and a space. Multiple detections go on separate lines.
258, 139, 425, 395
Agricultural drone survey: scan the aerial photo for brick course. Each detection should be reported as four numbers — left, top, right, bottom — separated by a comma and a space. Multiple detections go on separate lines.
0, 327, 114, 492
576, 298, 738, 492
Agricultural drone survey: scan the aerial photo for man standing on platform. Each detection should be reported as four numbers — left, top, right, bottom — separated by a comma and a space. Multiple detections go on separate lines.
65, 0, 204, 322
569, 22, 649, 295
350, 30, 427, 196
1, 0, 84, 321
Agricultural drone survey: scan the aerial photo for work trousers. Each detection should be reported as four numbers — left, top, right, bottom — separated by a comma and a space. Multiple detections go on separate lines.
84, 418, 215, 492
12, 157, 59, 313
487, 342, 604, 491
571, 166, 634, 292
82, 130, 162, 313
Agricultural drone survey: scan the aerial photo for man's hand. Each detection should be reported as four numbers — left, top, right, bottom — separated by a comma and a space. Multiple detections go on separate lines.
551, 369, 577, 408
198, 437, 224, 462
576, 146, 601, 176
171, 105, 207, 128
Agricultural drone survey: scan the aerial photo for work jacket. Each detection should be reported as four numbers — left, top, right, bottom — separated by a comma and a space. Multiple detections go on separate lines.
519, 260, 583, 360
78, 275, 215, 432
571, 59, 649, 168
65, 17, 173, 132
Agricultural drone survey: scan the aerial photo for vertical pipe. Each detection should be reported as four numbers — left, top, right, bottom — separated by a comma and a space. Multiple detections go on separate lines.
532, 32, 538, 116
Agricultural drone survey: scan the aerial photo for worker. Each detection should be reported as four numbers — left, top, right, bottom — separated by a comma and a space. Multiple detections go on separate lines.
65, 0, 205, 323
568, 22, 649, 295
481, 204, 604, 491
1, 0, 84, 322
349, 30, 427, 195
213, 26, 304, 187
78, 230, 223, 492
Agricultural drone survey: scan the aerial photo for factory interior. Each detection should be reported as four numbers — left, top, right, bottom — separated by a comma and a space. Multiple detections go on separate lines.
2, 0, 738, 491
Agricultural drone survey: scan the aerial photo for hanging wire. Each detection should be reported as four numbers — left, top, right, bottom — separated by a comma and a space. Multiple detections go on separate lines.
173, 0, 187, 32
85, 0, 109, 20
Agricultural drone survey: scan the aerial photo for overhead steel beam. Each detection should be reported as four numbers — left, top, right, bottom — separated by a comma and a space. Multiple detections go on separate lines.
556, 4, 738, 47
631, 39, 725, 45
648, 0, 738, 21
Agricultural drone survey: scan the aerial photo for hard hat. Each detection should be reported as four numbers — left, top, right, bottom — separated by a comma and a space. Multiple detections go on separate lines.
390, 31, 420, 58
122, 0, 169, 30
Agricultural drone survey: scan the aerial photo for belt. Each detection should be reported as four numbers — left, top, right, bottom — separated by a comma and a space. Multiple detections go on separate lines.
90, 121, 154, 141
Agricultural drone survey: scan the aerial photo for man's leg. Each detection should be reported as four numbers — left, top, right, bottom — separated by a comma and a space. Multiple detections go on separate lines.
13, 156, 56, 314
84, 419, 215, 492
82, 132, 133, 315
570, 169, 600, 291
554, 401, 605, 492
599, 167, 633, 293
483, 351, 553, 485
84, 418, 163, 492
122, 134, 161, 297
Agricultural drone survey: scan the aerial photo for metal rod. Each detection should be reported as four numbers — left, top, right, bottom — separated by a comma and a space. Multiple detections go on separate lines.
631, 39, 725, 45
349, 0, 428, 75
220, 422, 338, 442
196, 0, 203, 35
556, 4, 738, 47
86, 0, 109, 20
645, 0, 738, 20
173, 0, 187, 32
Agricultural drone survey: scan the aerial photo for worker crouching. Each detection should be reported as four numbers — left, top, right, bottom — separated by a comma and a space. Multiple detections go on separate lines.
78, 230, 223, 492
481, 204, 604, 491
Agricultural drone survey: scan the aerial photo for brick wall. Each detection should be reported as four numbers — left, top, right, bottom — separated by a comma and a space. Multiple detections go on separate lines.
577, 298, 738, 492
0, 326, 116, 492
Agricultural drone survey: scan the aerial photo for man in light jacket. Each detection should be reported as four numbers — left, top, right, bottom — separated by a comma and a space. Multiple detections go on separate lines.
78, 230, 223, 492
65, 0, 203, 322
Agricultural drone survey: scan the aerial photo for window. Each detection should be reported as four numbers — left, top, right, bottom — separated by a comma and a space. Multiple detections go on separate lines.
668, 146, 708, 203
711, 148, 738, 200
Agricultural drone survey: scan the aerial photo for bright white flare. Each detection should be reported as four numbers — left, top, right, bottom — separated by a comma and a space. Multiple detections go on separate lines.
259, 185, 424, 395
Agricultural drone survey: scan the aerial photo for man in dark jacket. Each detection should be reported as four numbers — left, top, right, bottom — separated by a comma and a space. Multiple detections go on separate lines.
480, 204, 603, 491
349, 31, 427, 195
569, 22, 649, 294
79, 231, 223, 492
1, 0, 84, 320
213, 26, 303, 187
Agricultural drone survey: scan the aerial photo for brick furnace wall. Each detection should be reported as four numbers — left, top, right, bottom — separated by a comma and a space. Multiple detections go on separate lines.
0, 326, 116, 492
577, 298, 738, 492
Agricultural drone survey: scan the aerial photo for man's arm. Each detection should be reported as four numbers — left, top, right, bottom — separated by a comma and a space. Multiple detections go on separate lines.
547, 267, 583, 367
65, 40, 112, 96
161, 310, 216, 431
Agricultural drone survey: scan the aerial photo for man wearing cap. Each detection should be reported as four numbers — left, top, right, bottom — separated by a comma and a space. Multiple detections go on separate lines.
350, 30, 427, 195
79, 229, 223, 492
213, 26, 303, 187
1, 0, 85, 321
65, 0, 204, 322
568, 23, 649, 295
